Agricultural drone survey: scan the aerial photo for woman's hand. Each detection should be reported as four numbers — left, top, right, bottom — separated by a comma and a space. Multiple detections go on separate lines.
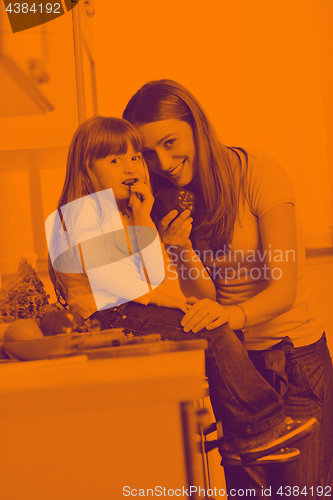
157, 209, 193, 248
181, 297, 229, 333
129, 182, 154, 223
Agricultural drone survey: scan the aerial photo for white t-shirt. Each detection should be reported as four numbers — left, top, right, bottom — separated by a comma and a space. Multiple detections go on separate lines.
49, 189, 167, 317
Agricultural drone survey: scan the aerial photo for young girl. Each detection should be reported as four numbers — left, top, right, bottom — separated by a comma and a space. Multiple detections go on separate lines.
47, 115, 316, 467
47, 116, 188, 318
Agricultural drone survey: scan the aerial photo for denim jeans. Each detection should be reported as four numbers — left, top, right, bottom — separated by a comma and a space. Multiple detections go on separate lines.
223, 334, 333, 498
91, 301, 286, 448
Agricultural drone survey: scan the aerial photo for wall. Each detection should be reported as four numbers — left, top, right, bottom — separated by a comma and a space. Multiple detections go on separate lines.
0, 148, 67, 277
94, 0, 333, 237
306, 252, 333, 353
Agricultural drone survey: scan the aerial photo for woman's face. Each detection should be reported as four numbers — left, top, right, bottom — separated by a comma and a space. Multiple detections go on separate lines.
91, 143, 145, 200
135, 120, 197, 187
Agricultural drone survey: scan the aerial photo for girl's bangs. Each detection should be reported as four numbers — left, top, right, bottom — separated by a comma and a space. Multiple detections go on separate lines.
92, 118, 143, 160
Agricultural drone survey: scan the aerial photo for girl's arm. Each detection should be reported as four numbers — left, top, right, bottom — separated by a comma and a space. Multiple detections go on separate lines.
125, 182, 189, 313
134, 287, 190, 313
128, 182, 166, 285
157, 209, 217, 301
180, 203, 297, 332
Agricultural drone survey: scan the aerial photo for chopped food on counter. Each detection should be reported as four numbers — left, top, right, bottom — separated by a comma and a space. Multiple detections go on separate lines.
0, 257, 50, 323
0, 258, 101, 343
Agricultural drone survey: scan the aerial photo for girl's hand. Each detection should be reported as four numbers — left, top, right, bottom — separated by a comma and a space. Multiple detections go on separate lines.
160, 295, 191, 314
129, 182, 154, 222
149, 289, 191, 314
181, 297, 229, 333
157, 209, 193, 248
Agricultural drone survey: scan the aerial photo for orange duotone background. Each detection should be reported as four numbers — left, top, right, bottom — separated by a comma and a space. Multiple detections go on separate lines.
1, 0, 332, 334
0, 0, 333, 497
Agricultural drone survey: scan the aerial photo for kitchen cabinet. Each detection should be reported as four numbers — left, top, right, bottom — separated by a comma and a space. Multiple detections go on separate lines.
0, 1, 98, 279
0, 6, 78, 150
0, 344, 214, 500
0, 0, 97, 150
0, 1, 54, 118
72, 0, 98, 123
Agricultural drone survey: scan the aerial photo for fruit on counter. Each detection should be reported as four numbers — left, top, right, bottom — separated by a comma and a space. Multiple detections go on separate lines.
0, 322, 10, 342
3, 319, 44, 342
40, 309, 85, 336
152, 188, 195, 223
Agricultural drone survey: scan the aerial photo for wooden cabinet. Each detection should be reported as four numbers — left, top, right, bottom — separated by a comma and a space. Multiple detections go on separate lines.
0, 347, 211, 499
0, 2, 98, 279
0, 1, 54, 118
72, 0, 98, 123
0, 7, 78, 150
0, 1, 98, 150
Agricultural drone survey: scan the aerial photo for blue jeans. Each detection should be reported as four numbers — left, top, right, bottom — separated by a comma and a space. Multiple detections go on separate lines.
91, 301, 286, 448
223, 334, 333, 498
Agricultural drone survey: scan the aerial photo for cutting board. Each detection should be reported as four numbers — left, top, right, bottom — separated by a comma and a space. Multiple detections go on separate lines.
49, 338, 208, 359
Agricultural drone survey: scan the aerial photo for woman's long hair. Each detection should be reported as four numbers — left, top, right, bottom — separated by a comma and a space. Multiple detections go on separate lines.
123, 80, 247, 251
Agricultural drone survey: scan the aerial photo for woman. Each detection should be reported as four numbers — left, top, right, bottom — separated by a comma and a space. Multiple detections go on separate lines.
122, 80, 333, 497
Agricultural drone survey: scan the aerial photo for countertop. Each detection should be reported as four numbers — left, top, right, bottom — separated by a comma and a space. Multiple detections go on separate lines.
0, 339, 208, 418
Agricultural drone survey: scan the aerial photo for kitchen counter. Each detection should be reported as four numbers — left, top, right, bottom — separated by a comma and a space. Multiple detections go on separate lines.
0, 340, 208, 500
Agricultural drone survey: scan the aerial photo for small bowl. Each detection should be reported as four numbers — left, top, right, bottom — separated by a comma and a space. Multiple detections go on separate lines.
2, 335, 72, 361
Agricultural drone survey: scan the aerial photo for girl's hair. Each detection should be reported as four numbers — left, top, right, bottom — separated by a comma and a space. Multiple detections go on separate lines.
49, 116, 146, 306
123, 79, 244, 251
57, 116, 144, 209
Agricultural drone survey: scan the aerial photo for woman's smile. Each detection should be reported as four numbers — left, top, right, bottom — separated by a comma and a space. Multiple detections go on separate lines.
168, 159, 186, 178
136, 119, 197, 187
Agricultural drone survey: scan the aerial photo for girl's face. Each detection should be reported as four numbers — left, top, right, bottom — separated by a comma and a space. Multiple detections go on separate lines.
135, 120, 197, 187
91, 143, 145, 200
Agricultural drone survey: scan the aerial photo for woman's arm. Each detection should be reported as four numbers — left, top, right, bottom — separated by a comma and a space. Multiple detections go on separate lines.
157, 209, 217, 301
130, 181, 216, 300
180, 203, 297, 332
